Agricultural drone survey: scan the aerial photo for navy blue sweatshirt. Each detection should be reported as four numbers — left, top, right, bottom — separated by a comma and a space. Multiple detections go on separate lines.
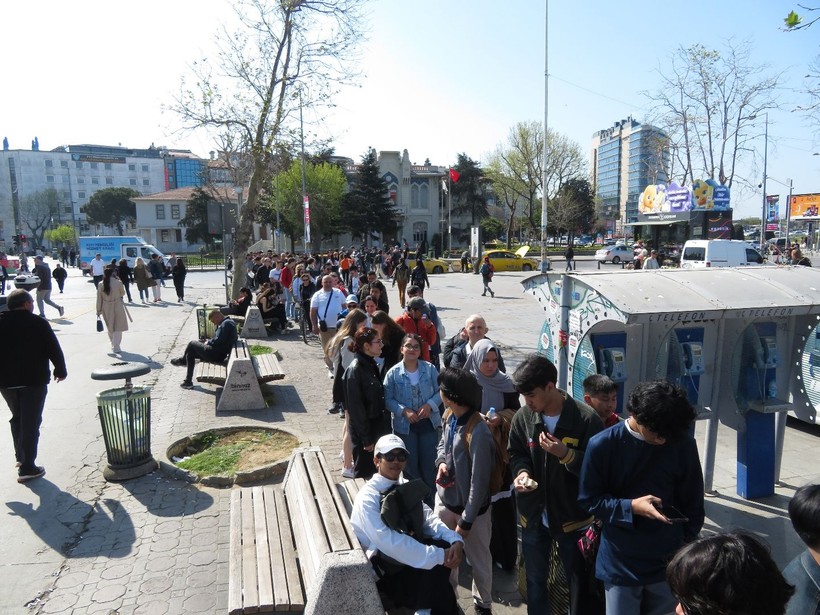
578, 421, 704, 585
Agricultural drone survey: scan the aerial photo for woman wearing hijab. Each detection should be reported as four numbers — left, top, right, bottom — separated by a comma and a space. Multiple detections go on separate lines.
463, 338, 521, 571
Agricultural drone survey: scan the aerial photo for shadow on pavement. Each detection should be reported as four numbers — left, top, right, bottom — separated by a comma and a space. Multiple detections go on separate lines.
120, 471, 215, 518
6, 478, 136, 558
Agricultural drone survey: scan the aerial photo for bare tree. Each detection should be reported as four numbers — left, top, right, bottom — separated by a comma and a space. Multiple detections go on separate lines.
20, 188, 59, 250
645, 40, 781, 190
485, 121, 585, 242
170, 0, 364, 294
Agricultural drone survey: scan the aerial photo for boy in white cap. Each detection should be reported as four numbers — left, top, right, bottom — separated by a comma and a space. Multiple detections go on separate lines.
350, 434, 463, 615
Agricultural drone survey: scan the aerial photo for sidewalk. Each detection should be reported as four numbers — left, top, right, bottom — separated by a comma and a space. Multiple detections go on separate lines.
3, 267, 819, 614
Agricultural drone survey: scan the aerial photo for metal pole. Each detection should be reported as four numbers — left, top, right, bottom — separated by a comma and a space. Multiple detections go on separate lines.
275, 174, 281, 253
785, 179, 793, 254
540, 0, 550, 273
760, 113, 768, 253
299, 94, 309, 252
447, 172, 452, 254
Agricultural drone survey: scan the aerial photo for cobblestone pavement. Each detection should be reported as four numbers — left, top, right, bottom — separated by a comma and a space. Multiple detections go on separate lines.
4, 266, 819, 614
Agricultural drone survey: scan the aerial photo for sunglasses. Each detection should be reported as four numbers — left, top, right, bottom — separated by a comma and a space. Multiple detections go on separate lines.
379, 450, 407, 462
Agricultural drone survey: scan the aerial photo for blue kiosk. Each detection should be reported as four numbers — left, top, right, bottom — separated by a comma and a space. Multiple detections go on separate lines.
523, 266, 820, 499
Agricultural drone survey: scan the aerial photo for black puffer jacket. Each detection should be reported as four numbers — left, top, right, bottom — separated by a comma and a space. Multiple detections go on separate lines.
343, 352, 390, 447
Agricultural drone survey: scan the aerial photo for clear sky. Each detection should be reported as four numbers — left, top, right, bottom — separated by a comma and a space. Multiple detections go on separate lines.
1, 0, 817, 218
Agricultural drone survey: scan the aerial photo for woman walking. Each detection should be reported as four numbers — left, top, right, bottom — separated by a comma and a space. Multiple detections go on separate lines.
133, 258, 153, 304
96, 266, 129, 354
343, 327, 391, 478
383, 333, 442, 502
172, 257, 187, 302
117, 258, 133, 302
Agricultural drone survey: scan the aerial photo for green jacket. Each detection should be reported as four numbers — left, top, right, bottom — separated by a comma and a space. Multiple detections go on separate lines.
508, 392, 602, 533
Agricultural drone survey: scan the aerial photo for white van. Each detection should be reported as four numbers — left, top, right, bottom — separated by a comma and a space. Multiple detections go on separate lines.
680, 239, 765, 269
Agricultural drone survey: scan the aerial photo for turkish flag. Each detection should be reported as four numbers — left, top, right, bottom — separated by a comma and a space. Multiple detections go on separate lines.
449, 168, 460, 183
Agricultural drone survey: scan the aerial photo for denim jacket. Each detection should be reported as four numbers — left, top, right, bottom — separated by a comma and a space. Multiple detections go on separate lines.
784, 550, 820, 615
383, 360, 442, 434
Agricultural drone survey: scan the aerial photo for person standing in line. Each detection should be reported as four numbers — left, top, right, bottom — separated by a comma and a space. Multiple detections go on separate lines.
280, 258, 294, 320
579, 380, 704, 615
96, 266, 129, 354
783, 483, 820, 614
479, 256, 494, 298
148, 254, 164, 302
0, 289, 67, 483
32, 256, 64, 318
172, 257, 187, 302
117, 258, 133, 303
434, 368, 495, 615
343, 327, 391, 478
90, 253, 106, 288
51, 263, 68, 294
133, 257, 152, 304
394, 297, 437, 363
310, 274, 347, 371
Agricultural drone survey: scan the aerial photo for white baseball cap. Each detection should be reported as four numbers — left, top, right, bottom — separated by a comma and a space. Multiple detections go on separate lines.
374, 434, 408, 456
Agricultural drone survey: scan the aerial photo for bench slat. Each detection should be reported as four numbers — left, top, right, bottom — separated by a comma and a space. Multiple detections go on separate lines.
241, 490, 261, 613
274, 488, 305, 611
285, 456, 330, 592
228, 490, 244, 615
336, 478, 367, 517
252, 487, 275, 611
304, 453, 355, 552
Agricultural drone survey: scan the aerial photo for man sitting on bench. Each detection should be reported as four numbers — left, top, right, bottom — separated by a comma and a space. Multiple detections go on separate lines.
350, 434, 463, 615
171, 309, 238, 389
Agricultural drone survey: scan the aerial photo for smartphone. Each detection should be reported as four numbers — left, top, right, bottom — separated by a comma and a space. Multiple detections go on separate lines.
654, 503, 688, 522
436, 474, 455, 488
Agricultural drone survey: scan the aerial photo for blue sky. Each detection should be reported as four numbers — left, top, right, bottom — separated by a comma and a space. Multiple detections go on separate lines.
1, 0, 817, 218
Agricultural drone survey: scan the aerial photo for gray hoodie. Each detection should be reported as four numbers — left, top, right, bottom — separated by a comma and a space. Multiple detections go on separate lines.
436, 409, 494, 529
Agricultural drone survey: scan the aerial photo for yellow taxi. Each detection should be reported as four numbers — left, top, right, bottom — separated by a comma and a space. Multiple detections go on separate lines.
483, 246, 540, 271
417, 257, 450, 274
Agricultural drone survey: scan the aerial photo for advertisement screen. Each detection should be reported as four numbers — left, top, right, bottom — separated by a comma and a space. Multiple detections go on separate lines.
790, 194, 820, 220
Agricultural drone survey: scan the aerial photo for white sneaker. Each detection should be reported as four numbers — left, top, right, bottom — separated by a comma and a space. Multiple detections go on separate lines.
341, 467, 355, 479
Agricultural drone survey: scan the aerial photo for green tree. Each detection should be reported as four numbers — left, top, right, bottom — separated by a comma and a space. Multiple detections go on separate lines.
548, 178, 596, 240
479, 217, 504, 241
260, 160, 347, 249
44, 224, 77, 247
81, 187, 139, 235
170, 0, 364, 297
343, 148, 399, 244
178, 187, 218, 249
451, 153, 489, 227
19, 188, 60, 250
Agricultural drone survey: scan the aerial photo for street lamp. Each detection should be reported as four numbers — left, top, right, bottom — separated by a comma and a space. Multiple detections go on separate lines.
760, 112, 769, 253
540, 0, 550, 273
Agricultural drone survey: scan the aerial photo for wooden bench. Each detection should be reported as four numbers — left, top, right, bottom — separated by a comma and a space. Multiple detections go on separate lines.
194, 339, 285, 386
228, 448, 382, 615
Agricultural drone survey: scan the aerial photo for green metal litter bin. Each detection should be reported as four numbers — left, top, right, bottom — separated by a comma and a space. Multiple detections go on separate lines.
92, 361, 157, 481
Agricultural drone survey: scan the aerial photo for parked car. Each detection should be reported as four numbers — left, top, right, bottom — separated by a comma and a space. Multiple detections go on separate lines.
484, 246, 540, 271
595, 244, 633, 264
419, 257, 449, 274
680, 240, 766, 269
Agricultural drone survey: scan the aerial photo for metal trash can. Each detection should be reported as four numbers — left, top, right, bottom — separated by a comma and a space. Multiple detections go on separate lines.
196, 305, 216, 340
91, 361, 157, 481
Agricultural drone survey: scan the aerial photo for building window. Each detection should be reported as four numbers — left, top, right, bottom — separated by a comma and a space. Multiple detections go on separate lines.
45, 159, 53, 167
175, 229, 182, 242
62, 175, 69, 183
78, 191, 86, 199
171, 204, 180, 220
143, 179, 150, 186
75, 161, 83, 169
104, 163, 112, 170
63, 205, 72, 215
161, 229, 170, 242
46, 175, 54, 183
62, 191, 70, 199
77, 176, 85, 184
142, 164, 149, 172
105, 177, 113, 185
156, 204, 165, 220
90, 162, 98, 170
91, 177, 99, 184
128, 163, 136, 171
412, 222, 428, 243
60, 160, 68, 168
130, 178, 137, 186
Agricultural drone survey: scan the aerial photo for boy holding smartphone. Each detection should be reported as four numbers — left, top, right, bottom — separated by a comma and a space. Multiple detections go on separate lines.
579, 380, 704, 615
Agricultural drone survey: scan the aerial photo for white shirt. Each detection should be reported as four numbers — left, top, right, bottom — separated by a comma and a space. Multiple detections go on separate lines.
91, 258, 106, 276
350, 473, 462, 570
269, 267, 282, 282
309, 288, 346, 326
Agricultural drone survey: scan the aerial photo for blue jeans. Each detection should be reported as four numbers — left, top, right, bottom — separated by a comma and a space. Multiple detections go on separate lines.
283, 287, 294, 320
397, 422, 438, 502
521, 521, 603, 615
603, 580, 675, 615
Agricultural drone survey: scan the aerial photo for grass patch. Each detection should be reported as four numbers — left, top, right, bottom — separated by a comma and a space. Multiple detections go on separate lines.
176, 428, 298, 476
249, 344, 273, 356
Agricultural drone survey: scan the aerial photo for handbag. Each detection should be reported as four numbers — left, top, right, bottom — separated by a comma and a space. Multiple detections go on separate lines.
577, 519, 602, 566
96, 317, 104, 332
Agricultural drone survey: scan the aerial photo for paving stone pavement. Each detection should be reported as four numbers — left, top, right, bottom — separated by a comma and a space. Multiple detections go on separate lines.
8, 266, 820, 614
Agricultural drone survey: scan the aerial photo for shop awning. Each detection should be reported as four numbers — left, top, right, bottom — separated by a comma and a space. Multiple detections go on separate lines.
625, 219, 689, 226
